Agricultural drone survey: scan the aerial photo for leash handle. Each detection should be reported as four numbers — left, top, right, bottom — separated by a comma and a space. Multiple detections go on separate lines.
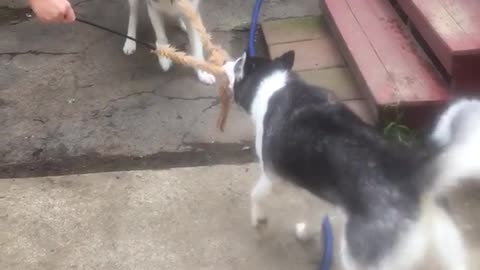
26, 8, 154, 50
75, 18, 156, 51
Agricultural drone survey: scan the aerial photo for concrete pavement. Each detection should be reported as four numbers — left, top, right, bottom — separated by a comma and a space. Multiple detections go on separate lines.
1, 164, 340, 270
1, 164, 480, 270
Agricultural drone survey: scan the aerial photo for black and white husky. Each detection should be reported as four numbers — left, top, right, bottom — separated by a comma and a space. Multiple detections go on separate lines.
223, 51, 480, 270
123, 0, 215, 84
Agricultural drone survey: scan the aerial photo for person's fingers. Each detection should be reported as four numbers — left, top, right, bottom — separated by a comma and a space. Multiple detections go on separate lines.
64, 6, 76, 23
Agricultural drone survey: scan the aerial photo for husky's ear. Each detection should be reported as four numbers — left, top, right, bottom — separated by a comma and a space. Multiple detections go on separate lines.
234, 52, 247, 80
277, 50, 295, 70
223, 52, 247, 91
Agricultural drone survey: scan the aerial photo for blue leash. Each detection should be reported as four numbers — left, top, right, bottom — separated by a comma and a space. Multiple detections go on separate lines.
247, 1, 334, 269
319, 216, 334, 270
247, 0, 264, 57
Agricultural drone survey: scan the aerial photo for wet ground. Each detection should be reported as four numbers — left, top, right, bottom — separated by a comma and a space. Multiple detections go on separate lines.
0, 0, 320, 177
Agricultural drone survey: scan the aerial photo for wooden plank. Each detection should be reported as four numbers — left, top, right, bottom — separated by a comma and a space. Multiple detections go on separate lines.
298, 68, 362, 101
269, 39, 344, 71
322, 0, 395, 105
395, 0, 480, 90
323, 0, 448, 107
396, 0, 480, 64
347, 0, 448, 102
436, 0, 480, 37
395, 0, 456, 71
261, 17, 328, 45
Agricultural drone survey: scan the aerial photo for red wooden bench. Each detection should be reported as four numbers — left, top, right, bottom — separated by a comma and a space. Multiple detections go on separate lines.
321, 0, 449, 126
393, 0, 480, 92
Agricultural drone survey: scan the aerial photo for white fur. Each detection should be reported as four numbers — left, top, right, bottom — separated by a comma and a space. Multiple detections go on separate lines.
295, 222, 309, 241
251, 173, 272, 228
340, 232, 358, 270
431, 98, 480, 147
339, 198, 467, 270
123, 0, 139, 55
431, 100, 465, 147
249, 71, 288, 228
434, 143, 480, 194
430, 202, 468, 270
123, 0, 215, 84
251, 71, 288, 159
431, 98, 480, 193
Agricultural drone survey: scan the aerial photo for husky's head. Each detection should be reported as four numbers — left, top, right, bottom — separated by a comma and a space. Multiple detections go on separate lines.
222, 50, 295, 110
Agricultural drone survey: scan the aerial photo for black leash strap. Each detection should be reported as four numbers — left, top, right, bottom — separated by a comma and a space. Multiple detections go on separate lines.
75, 18, 156, 50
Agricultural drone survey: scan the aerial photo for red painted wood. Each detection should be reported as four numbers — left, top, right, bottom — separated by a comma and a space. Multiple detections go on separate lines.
395, 0, 480, 91
435, 0, 480, 39
322, 0, 394, 105
322, 0, 448, 108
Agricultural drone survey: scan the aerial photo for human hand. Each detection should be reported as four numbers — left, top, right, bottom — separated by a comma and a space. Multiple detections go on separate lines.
29, 0, 76, 23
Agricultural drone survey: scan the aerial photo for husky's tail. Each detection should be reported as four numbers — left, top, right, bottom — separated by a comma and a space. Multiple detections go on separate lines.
429, 98, 480, 194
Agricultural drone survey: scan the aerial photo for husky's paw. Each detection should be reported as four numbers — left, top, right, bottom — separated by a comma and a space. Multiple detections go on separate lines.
295, 222, 310, 242
158, 56, 173, 72
123, 39, 137, 55
253, 217, 268, 233
197, 70, 216, 85
251, 207, 268, 233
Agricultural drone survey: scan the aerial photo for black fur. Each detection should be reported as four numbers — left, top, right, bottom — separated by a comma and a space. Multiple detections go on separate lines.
232, 51, 436, 265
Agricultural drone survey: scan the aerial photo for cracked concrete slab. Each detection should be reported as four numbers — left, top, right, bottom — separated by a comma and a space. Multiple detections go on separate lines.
0, 164, 332, 270
0, 0, 321, 177
1, 164, 479, 270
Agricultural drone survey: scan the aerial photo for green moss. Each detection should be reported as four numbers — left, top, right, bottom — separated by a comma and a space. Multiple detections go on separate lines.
381, 106, 418, 145
383, 121, 417, 145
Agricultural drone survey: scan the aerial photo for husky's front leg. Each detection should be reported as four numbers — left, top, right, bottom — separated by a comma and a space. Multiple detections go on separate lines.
251, 173, 272, 232
123, 0, 139, 55
431, 207, 468, 270
147, 3, 172, 71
